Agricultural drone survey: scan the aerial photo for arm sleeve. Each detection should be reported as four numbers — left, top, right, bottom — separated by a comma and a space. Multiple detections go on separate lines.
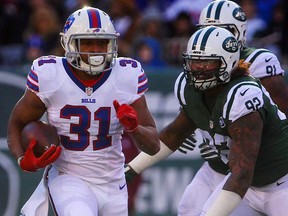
128, 141, 173, 174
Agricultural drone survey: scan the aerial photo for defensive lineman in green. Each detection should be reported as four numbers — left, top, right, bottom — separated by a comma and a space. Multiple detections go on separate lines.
125, 25, 288, 216
177, 1, 288, 215
177, 67, 288, 187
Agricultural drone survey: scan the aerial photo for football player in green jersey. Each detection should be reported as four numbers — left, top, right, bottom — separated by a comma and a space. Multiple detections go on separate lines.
125, 26, 288, 216
175, 1, 288, 215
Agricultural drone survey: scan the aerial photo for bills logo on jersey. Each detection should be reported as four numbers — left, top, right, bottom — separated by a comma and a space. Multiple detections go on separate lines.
81, 98, 96, 103
63, 15, 75, 33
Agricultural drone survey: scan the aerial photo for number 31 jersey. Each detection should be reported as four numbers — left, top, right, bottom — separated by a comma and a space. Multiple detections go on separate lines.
26, 56, 148, 184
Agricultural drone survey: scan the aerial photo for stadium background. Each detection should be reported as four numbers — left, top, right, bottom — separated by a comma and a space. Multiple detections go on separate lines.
1, 0, 287, 215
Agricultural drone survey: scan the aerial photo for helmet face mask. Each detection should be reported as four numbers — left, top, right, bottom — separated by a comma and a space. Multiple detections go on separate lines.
183, 26, 239, 91
183, 55, 228, 91
60, 7, 119, 75
198, 0, 247, 49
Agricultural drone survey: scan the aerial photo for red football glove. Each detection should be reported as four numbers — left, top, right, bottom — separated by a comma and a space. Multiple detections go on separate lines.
19, 139, 62, 172
113, 100, 138, 132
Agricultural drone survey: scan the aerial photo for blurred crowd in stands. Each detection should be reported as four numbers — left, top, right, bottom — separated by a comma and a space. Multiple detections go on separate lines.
0, 0, 287, 70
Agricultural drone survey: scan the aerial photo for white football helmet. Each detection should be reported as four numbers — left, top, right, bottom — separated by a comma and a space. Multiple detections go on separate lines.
183, 26, 240, 91
60, 7, 119, 75
198, 0, 247, 49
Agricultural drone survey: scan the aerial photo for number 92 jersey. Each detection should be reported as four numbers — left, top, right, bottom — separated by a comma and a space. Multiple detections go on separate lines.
175, 73, 288, 186
26, 56, 148, 184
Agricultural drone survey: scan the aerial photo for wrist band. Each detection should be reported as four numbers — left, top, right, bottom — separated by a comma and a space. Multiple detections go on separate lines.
17, 156, 24, 166
128, 141, 173, 174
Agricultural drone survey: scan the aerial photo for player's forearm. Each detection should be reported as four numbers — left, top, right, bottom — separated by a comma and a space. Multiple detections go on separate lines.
128, 125, 160, 155
7, 138, 25, 160
128, 141, 173, 174
222, 173, 251, 198
7, 122, 26, 160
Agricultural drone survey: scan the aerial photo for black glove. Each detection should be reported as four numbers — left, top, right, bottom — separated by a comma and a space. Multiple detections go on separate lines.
178, 134, 197, 154
199, 139, 221, 161
124, 164, 138, 183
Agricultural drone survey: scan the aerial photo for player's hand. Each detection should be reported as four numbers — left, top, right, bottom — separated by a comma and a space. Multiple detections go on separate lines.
124, 164, 138, 183
178, 134, 197, 154
113, 100, 138, 133
19, 139, 62, 172
199, 139, 220, 161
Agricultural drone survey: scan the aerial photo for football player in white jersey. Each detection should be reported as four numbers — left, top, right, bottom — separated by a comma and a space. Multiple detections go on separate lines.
125, 26, 288, 216
7, 7, 160, 216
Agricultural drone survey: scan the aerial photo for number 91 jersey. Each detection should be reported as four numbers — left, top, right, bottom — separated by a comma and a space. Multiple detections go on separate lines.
26, 55, 148, 184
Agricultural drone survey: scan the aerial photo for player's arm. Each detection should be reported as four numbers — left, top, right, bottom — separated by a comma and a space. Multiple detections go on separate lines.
205, 111, 263, 216
226, 111, 262, 196
113, 95, 160, 155
126, 108, 196, 176
8, 88, 61, 172
251, 51, 288, 115
160, 108, 196, 151
7, 88, 47, 160
260, 75, 288, 116
126, 95, 160, 155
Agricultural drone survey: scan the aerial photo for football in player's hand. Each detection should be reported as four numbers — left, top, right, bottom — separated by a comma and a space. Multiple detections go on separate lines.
21, 121, 60, 157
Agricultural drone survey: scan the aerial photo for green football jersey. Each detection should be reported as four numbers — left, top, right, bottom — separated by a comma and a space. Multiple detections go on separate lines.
175, 73, 288, 186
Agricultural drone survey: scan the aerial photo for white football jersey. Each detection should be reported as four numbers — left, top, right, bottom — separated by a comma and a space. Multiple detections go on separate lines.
243, 48, 284, 78
26, 56, 148, 184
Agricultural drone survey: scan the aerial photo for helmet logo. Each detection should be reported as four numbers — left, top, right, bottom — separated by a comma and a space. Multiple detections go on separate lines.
233, 8, 247, 22
63, 15, 75, 33
93, 28, 101, 33
222, 37, 238, 53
